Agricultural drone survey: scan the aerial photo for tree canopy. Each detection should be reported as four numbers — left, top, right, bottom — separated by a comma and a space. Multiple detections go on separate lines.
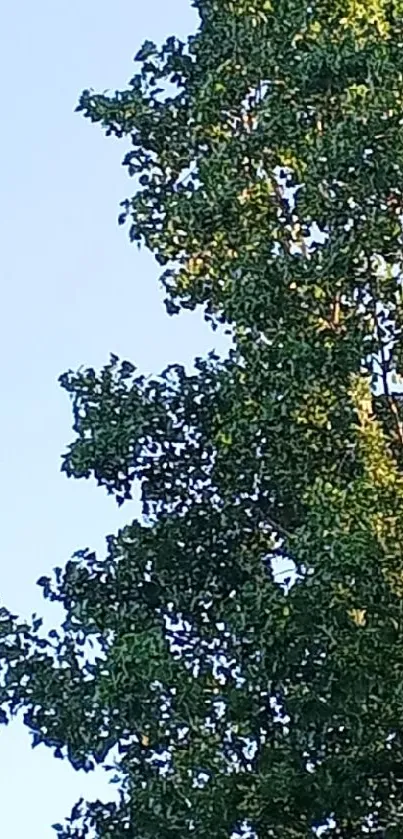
3, 0, 403, 835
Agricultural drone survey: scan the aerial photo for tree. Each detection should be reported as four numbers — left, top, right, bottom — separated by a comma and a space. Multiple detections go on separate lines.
2, 0, 403, 835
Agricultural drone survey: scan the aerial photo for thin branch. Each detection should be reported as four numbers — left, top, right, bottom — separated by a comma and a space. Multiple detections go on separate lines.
264, 513, 293, 541
273, 567, 297, 579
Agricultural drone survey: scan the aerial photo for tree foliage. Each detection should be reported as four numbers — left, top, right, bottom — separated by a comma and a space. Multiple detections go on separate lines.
3, 0, 403, 835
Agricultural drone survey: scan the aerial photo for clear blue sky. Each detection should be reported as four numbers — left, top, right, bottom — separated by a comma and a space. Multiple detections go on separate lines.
0, 1, 232, 835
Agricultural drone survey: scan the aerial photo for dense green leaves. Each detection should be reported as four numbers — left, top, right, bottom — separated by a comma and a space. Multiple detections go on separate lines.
3, 0, 403, 836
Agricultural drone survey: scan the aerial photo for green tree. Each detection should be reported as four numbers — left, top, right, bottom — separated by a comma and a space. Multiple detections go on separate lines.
3, 0, 403, 835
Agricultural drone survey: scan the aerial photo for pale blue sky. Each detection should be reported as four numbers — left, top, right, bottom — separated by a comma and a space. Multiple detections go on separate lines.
0, 1, 232, 835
